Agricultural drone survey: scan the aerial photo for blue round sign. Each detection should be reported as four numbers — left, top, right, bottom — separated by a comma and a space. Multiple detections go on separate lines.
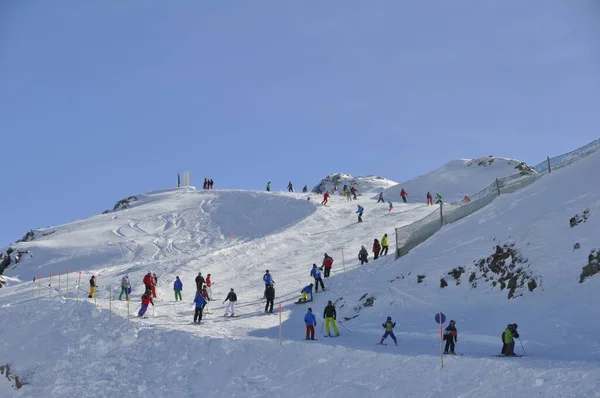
434, 312, 446, 324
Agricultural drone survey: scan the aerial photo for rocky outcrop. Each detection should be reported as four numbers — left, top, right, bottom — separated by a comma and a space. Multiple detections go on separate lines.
102, 196, 139, 214
570, 209, 590, 227
579, 249, 600, 283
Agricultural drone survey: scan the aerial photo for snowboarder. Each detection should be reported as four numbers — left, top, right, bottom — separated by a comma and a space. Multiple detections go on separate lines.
321, 253, 334, 278
501, 323, 520, 356
119, 275, 131, 301
356, 204, 364, 223
205, 273, 212, 300
358, 245, 369, 265
143, 272, 153, 295
323, 301, 340, 337
350, 186, 357, 200
381, 234, 389, 256
444, 320, 458, 354
321, 191, 330, 205
427, 192, 433, 206
310, 264, 325, 292
373, 238, 381, 260
300, 283, 314, 302
304, 308, 317, 340
266, 181, 271, 192
195, 272, 205, 292
435, 193, 443, 204
400, 188, 407, 203
287, 181, 294, 192
88, 275, 96, 298
193, 290, 207, 323
151, 273, 158, 298
138, 292, 154, 317
173, 276, 183, 301
379, 316, 398, 345
265, 284, 275, 313
302, 185, 308, 193
377, 191, 384, 203
223, 288, 237, 317
388, 201, 393, 213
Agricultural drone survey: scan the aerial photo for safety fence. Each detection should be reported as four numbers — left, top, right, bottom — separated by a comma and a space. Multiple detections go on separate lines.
395, 138, 600, 258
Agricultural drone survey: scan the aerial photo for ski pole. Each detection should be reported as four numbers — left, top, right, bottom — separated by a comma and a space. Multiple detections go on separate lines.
518, 338, 526, 355
320, 322, 324, 334
338, 321, 350, 332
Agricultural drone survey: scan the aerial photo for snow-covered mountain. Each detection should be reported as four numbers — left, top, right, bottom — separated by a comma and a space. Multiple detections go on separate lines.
384, 156, 535, 203
312, 173, 397, 195
1, 150, 599, 398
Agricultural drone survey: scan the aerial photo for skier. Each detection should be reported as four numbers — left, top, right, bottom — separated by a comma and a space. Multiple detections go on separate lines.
138, 292, 154, 317
377, 191, 384, 203
321, 253, 334, 278
88, 275, 96, 298
195, 272, 205, 291
358, 245, 369, 265
356, 204, 364, 223
203, 178, 208, 190
379, 316, 398, 345
373, 238, 381, 260
435, 193, 443, 204
501, 323, 520, 356
287, 181, 294, 192
266, 181, 271, 192
310, 264, 325, 292
381, 234, 389, 256
209, 179, 214, 190
223, 288, 237, 317
143, 272, 153, 295
400, 188, 407, 203
462, 195, 471, 203
388, 201, 393, 213
201, 286, 209, 301
427, 192, 433, 206
263, 270, 274, 298
321, 191, 330, 205
173, 276, 183, 301
323, 301, 340, 337
299, 283, 314, 302
443, 320, 458, 354
342, 184, 348, 197
265, 284, 275, 313
302, 185, 308, 193
350, 186, 358, 200
193, 290, 207, 323
119, 275, 131, 301
346, 188, 352, 202
151, 273, 158, 298
304, 308, 317, 340
205, 273, 212, 300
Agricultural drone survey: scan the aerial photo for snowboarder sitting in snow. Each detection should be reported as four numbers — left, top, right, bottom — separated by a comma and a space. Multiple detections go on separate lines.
356, 205, 364, 222
193, 290, 207, 323
373, 238, 381, 260
265, 284, 275, 313
304, 308, 317, 340
299, 283, 314, 302
379, 316, 398, 346
381, 234, 389, 256
323, 301, 340, 337
223, 288, 237, 317
310, 264, 325, 292
321, 253, 334, 278
358, 245, 369, 265
138, 292, 154, 317
173, 276, 183, 301
444, 320, 458, 354
501, 323, 520, 356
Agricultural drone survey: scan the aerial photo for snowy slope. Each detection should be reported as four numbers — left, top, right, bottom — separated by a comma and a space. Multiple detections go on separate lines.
1, 152, 600, 397
312, 173, 397, 195
384, 156, 535, 203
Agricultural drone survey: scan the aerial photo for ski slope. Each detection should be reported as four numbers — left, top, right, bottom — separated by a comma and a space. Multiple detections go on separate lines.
1, 152, 600, 397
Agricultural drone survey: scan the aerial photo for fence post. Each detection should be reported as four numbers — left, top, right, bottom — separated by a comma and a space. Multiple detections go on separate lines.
109, 286, 112, 321
547, 156, 551, 174
439, 203, 444, 226
495, 178, 501, 196
49, 273, 52, 298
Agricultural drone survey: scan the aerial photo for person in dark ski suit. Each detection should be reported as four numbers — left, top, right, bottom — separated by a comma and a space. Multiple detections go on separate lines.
302, 185, 308, 193
373, 239, 381, 260
350, 186, 358, 200
264, 284, 275, 313
304, 308, 317, 340
380, 234, 389, 256
321, 191, 330, 205
88, 275, 97, 298
209, 179, 214, 189
427, 192, 433, 206
377, 192, 384, 203
193, 290, 207, 323
203, 178, 208, 190
223, 288, 237, 317
323, 301, 340, 337
400, 188, 407, 203
379, 316, 398, 345
358, 245, 369, 265
501, 324, 520, 356
195, 272, 205, 291
266, 181, 271, 192
444, 320, 458, 354
287, 181, 294, 192
310, 264, 325, 292
321, 254, 334, 278
356, 205, 364, 222
138, 292, 154, 317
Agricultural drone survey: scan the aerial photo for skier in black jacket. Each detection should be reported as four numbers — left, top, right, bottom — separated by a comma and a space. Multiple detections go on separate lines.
358, 246, 369, 265
322, 301, 340, 337
265, 285, 275, 313
223, 288, 237, 317
195, 272, 205, 291
443, 320, 458, 354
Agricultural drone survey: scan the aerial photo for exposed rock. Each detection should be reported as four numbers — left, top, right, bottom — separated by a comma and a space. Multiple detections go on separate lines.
579, 249, 600, 283
448, 267, 465, 285
570, 209, 590, 227
103, 196, 139, 214
573, 243, 580, 250
417, 275, 426, 283
345, 294, 376, 320
440, 278, 448, 288
0, 364, 25, 390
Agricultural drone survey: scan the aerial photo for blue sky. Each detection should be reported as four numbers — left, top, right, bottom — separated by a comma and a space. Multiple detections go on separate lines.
1, 0, 599, 246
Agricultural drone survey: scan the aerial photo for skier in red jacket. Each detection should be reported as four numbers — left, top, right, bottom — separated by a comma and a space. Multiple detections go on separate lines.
321, 192, 330, 205
138, 293, 154, 317
143, 272, 153, 295
400, 188, 407, 203
321, 253, 334, 278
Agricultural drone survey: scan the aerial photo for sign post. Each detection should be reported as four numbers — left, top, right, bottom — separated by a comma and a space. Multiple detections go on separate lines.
434, 312, 446, 369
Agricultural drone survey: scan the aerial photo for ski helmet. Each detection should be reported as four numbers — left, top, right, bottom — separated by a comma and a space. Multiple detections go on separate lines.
265, 270, 269, 273
387, 316, 392, 320
512, 323, 518, 328
450, 320, 455, 324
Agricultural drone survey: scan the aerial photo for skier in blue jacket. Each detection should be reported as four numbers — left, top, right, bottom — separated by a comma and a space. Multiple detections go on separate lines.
173, 276, 183, 301
356, 205, 364, 223
300, 283, 314, 302
310, 264, 325, 292
304, 308, 317, 340
193, 291, 208, 324
263, 270, 274, 299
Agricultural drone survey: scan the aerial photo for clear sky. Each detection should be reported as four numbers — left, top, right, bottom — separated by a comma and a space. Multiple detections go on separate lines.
1, 0, 599, 246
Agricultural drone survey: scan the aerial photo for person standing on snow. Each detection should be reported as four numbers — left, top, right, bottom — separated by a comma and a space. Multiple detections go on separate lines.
304, 308, 317, 340
287, 181, 294, 192
444, 320, 458, 354
379, 316, 398, 345
350, 186, 358, 200
193, 290, 207, 323
266, 181, 271, 192
373, 239, 381, 260
143, 272, 153, 295
435, 193, 443, 204
265, 284, 275, 313
321, 191, 330, 205
310, 264, 325, 292
151, 273, 158, 298
88, 275, 97, 298
173, 276, 183, 301
356, 204, 364, 223
388, 201, 393, 213
321, 253, 334, 278
263, 270, 274, 298
400, 188, 407, 203
195, 272, 205, 292
119, 275, 131, 301
358, 245, 369, 265
205, 274, 213, 300
302, 185, 308, 193
377, 191, 384, 203
138, 292, 154, 317
501, 323, 520, 356
427, 192, 433, 206
299, 283, 314, 302
223, 288, 237, 317
323, 301, 340, 337
380, 234, 389, 256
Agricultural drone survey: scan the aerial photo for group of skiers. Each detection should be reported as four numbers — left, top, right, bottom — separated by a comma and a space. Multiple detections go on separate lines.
203, 178, 214, 190
302, 300, 341, 340
427, 192, 443, 205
